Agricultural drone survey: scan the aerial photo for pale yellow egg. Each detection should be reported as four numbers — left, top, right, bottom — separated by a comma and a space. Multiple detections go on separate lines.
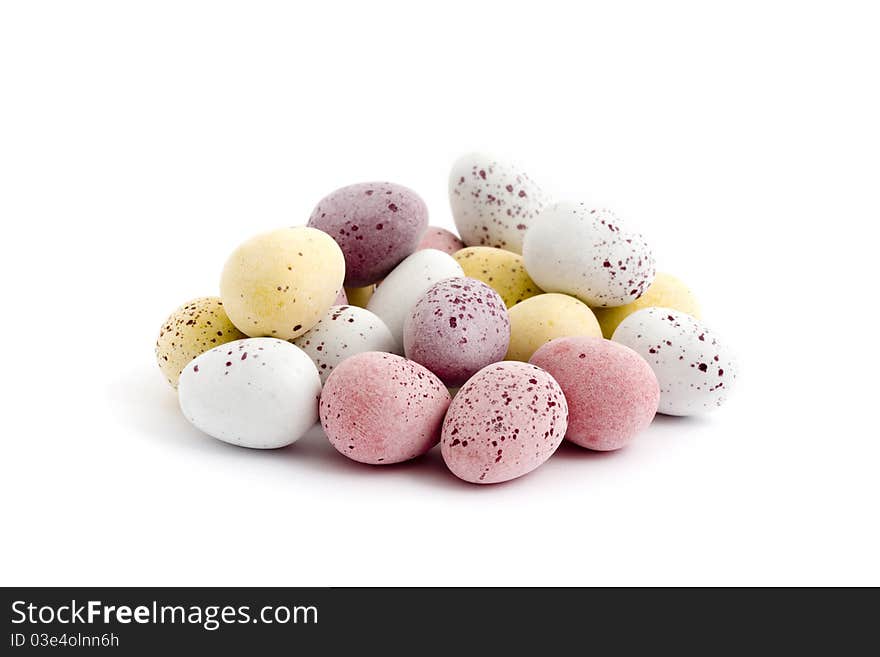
506, 293, 602, 362
155, 296, 246, 388
220, 227, 345, 340
453, 246, 541, 308
593, 272, 701, 338
344, 284, 375, 308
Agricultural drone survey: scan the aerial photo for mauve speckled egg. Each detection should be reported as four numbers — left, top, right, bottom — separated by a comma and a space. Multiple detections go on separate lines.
292, 305, 397, 384
530, 336, 659, 451
441, 362, 568, 484
308, 182, 428, 287
449, 153, 549, 254
320, 352, 451, 465
612, 308, 736, 416
366, 249, 464, 351
178, 338, 321, 449
417, 226, 465, 255
523, 202, 656, 307
403, 277, 510, 387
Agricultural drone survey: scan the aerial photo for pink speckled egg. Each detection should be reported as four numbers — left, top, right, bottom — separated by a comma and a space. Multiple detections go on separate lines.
333, 287, 348, 305
417, 226, 465, 255
403, 277, 510, 387
441, 362, 568, 484
530, 336, 659, 451
319, 352, 451, 465
308, 182, 429, 287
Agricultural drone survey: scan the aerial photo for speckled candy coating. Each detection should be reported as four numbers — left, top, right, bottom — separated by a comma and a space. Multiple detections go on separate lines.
308, 182, 428, 287
320, 352, 451, 465
366, 249, 464, 350
530, 337, 659, 451
220, 227, 345, 340
441, 362, 568, 484
449, 153, 549, 254
417, 226, 465, 255
453, 246, 542, 308
523, 202, 656, 307
178, 338, 321, 449
612, 308, 736, 416
593, 272, 701, 338
293, 305, 397, 384
403, 278, 510, 387
155, 296, 246, 388
506, 293, 602, 362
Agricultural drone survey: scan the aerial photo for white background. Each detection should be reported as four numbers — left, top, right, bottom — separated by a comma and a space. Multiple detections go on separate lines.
2, 1, 878, 586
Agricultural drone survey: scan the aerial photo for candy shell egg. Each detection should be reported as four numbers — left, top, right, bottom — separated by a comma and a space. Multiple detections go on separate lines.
344, 285, 375, 308
592, 272, 701, 338
366, 249, 463, 350
308, 182, 428, 287
453, 246, 542, 308
403, 277, 510, 387
506, 293, 601, 362
155, 296, 246, 388
441, 361, 568, 484
220, 227, 345, 340
417, 226, 465, 255
178, 338, 321, 449
530, 336, 659, 451
293, 305, 397, 384
449, 152, 549, 254
320, 352, 451, 465
612, 308, 736, 416
523, 202, 656, 307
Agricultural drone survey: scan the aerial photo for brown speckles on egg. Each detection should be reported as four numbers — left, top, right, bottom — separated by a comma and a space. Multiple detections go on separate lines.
440, 361, 568, 484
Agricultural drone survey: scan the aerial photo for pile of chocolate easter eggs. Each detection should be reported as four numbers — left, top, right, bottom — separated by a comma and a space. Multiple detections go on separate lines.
156, 153, 736, 484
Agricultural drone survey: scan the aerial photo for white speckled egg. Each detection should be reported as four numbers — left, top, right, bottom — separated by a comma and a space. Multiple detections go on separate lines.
523, 202, 656, 307
611, 308, 736, 416
366, 248, 464, 350
449, 152, 549, 254
292, 305, 397, 383
178, 338, 321, 448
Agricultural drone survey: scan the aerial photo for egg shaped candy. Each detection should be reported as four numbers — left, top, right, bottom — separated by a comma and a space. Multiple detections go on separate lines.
155, 296, 247, 388
449, 153, 549, 254
523, 202, 656, 307
178, 338, 321, 449
417, 226, 465, 255
403, 278, 510, 387
344, 285, 375, 308
333, 287, 348, 305
366, 249, 464, 350
453, 246, 542, 308
441, 362, 568, 484
293, 305, 397, 384
592, 272, 701, 338
530, 336, 659, 451
220, 227, 345, 340
308, 182, 428, 287
612, 308, 736, 416
320, 352, 451, 465
506, 293, 601, 362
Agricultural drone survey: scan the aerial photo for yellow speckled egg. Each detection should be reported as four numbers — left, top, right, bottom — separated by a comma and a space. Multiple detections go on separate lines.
506, 293, 602, 361
344, 284, 375, 308
593, 272, 701, 338
155, 296, 247, 388
453, 246, 541, 308
220, 227, 345, 340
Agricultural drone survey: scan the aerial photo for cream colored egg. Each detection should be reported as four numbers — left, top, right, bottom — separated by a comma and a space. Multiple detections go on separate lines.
506, 293, 601, 362
155, 296, 246, 388
453, 246, 541, 308
220, 227, 345, 340
344, 284, 375, 308
593, 272, 701, 338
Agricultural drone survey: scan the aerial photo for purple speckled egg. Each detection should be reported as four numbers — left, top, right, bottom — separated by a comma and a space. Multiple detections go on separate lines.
403, 277, 510, 387
308, 182, 429, 287
320, 352, 451, 465
441, 361, 568, 484
417, 226, 465, 255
